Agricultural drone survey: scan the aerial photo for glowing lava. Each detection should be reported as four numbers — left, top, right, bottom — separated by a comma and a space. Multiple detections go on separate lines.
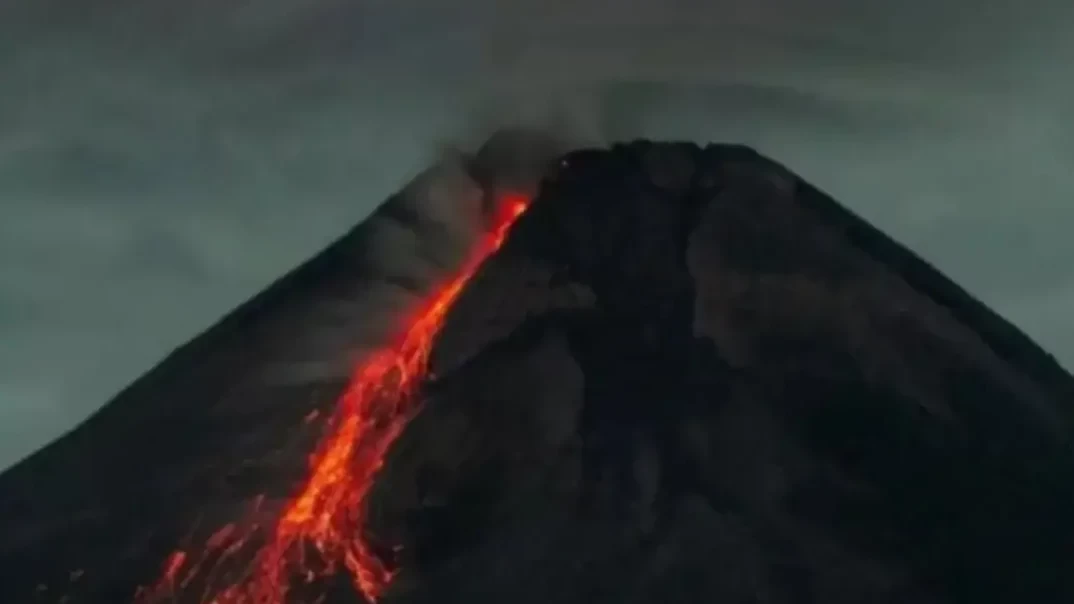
137, 193, 531, 604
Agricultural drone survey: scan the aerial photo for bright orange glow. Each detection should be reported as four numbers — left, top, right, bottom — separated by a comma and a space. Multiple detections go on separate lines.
136, 192, 531, 604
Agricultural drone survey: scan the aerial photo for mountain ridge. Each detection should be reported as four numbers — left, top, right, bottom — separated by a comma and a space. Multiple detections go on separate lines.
0, 140, 1071, 604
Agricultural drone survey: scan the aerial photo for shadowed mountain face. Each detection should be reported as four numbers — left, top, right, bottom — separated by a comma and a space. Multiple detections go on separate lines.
368, 143, 1074, 604
1, 142, 1073, 604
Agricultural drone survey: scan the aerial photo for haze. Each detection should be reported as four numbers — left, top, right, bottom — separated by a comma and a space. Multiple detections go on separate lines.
1, 0, 1071, 469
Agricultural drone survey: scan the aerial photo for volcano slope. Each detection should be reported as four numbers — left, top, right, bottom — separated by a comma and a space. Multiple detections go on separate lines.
365, 142, 1074, 604
2, 141, 1074, 604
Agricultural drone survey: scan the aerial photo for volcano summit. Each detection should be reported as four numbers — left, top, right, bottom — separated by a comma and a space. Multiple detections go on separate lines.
1, 140, 1072, 604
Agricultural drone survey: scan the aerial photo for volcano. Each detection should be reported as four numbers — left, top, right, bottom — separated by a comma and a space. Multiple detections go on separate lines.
1, 140, 1073, 604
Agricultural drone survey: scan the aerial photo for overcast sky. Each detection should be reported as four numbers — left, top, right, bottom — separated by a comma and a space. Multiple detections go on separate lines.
1, 0, 1071, 470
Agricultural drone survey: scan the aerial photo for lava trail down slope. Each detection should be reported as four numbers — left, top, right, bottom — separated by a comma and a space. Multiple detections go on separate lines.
2, 141, 1074, 604
133, 192, 529, 604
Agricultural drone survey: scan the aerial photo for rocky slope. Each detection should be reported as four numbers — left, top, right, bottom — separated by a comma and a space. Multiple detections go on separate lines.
1, 141, 1072, 604
366, 142, 1074, 604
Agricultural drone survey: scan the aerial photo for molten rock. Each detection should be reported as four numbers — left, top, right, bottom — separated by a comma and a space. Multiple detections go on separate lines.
1, 141, 1072, 604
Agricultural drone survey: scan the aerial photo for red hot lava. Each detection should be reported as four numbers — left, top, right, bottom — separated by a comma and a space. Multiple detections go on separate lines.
137, 193, 531, 604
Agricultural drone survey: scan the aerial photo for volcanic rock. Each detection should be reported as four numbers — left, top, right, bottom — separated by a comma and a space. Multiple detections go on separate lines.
1, 141, 1072, 604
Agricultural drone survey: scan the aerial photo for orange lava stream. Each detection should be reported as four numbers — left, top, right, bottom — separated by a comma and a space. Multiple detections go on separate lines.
138, 193, 530, 604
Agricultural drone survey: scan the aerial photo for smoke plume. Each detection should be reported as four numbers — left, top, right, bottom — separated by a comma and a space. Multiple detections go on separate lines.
263, 128, 568, 387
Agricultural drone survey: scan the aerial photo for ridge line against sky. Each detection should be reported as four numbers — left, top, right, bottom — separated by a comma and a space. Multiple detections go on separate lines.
0, 0, 1071, 469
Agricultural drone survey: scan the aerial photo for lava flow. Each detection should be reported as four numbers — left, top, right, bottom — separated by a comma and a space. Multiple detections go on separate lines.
136, 193, 531, 604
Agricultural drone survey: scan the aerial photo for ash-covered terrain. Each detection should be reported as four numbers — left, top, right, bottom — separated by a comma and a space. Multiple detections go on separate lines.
1, 140, 1072, 604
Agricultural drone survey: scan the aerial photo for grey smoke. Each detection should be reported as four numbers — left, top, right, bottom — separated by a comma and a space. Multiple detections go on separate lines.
235, 129, 568, 387
368, 128, 574, 296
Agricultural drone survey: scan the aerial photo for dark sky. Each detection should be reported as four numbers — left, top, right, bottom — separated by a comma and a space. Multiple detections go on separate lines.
1, 0, 1072, 469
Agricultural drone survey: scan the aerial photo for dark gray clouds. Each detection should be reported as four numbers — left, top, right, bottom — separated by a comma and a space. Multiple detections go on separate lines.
1, 0, 1072, 469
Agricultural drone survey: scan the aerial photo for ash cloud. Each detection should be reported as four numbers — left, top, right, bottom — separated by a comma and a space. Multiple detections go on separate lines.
362, 127, 579, 304
258, 128, 568, 387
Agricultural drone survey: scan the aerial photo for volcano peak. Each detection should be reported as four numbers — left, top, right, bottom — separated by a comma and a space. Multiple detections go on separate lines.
2, 140, 1072, 604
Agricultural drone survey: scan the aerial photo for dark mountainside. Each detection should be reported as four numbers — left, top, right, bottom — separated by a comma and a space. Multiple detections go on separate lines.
1, 141, 1073, 604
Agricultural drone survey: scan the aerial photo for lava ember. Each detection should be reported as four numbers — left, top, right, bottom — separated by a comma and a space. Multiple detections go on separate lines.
136, 192, 531, 604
